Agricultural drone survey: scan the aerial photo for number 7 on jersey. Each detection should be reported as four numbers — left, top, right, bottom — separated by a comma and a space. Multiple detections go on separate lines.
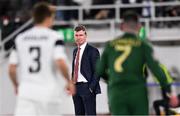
114, 45, 132, 72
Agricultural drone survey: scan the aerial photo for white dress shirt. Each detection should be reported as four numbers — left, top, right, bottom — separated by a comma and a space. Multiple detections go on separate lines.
75, 42, 88, 82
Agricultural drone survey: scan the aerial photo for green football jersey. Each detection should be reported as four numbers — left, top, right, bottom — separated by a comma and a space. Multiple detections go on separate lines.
96, 33, 170, 92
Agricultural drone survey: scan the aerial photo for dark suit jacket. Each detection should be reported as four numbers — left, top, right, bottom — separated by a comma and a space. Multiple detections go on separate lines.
72, 43, 101, 94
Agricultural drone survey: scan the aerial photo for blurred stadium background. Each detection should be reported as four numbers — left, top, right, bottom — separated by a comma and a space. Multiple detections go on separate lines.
0, 0, 180, 115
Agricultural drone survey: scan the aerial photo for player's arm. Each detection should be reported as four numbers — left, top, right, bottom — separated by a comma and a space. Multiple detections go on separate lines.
54, 39, 75, 95
55, 59, 70, 82
55, 59, 75, 95
143, 42, 179, 107
8, 48, 19, 95
143, 42, 170, 91
9, 64, 18, 88
54, 40, 70, 80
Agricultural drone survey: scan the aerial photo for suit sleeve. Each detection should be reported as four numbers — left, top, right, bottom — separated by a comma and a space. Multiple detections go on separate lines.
143, 41, 171, 93
89, 48, 100, 91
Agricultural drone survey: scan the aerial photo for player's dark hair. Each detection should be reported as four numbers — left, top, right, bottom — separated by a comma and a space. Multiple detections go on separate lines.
122, 11, 139, 23
74, 25, 87, 35
122, 10, 140, 29
32, 2, 54, 24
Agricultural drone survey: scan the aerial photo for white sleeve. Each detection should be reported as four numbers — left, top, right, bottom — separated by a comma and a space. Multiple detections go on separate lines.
54, 45, 67, 60
53, 32, 67, 60
9, 50, 18, 64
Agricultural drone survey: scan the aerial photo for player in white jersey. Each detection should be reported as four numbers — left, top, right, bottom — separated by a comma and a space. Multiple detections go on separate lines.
8, 2, 75, 115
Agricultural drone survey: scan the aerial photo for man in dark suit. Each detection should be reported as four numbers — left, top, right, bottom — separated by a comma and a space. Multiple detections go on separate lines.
72, 25, 101, 115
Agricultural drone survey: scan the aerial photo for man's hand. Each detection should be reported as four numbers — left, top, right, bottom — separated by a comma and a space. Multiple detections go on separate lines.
66, 80, 76, 95
169, 95, 179, 108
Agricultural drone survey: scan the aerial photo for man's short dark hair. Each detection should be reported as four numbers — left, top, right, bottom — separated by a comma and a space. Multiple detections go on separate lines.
32, 2, 54, 24
122, 11, 139, 23
74, 25, 87, 35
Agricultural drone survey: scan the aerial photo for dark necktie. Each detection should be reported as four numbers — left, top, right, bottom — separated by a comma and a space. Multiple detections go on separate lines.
74, 47, 81, 83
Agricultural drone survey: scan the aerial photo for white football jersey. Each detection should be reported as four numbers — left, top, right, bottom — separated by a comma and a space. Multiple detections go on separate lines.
9, 26, 67, 102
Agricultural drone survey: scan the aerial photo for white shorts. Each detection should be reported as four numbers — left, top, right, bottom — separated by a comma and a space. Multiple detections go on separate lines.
15, 97, 62, 116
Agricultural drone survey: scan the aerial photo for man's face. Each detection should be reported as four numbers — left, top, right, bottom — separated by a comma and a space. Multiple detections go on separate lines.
74, 30, 87, 46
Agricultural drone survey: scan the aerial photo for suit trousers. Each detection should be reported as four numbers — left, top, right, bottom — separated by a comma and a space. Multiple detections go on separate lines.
72, 82, 96, 115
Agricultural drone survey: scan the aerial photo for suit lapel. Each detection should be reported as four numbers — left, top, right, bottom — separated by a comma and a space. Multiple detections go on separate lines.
81, 44, 88, 68
72, 48, 78, 73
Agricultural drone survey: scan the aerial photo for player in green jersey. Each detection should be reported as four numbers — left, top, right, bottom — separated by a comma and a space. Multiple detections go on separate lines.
96, 11, 178, 115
